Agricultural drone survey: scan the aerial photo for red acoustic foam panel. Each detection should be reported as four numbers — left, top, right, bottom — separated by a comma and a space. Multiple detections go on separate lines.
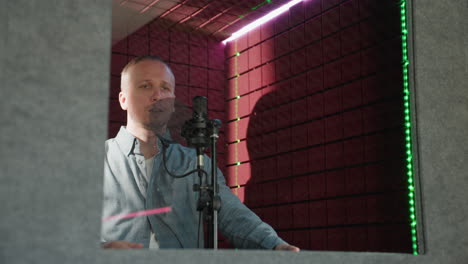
170, 30, 188, 44
111, 54, 128, 75
293, 202, 309, 228
190, 46, 208, 68
309, 200, 327, 227
248, 45, 262, 70
261, 22, 275, 41
170, 43, 189, 64
275, 32, 290, 57
276, 153, 292, 179
274, 11, 290, 34
341, 23, 361, 55
112, 38, 127, 54
344, 167, 366, 195
309, 172, 326, 199
292, 149, 310, 175
262, 132, 277, 156
276, 128, 292, 153
236, 34, 249, 52
324, 59, 342, 89
237, 52, 249, 74
291, 123, 309, 149
345, 197, 367, 225
189, 67, 208, 88
327, 228, 348, 251
290, 24, 306, 50
325, 142, 344, 169
292, 175, 309, 202
108, 99, 126, 123
341, 53, 361, 83
150, 40, 170, 61
342, 109, 363, 138
364, 133, 386, 162
326, 169, 346, 197
189, 87, 207, 100
323, 34, 341, 62
261, 39, 275, 64
304, 16, 322, 44
306, 41, 323, 68
292, 230, 310, 250
248, 68, 262, 92
309, 229, 327, 250
237, 95, 250, 118
322, 7, 340, 36
170, 63, 189, 86
327, 198, 347, 226
109, 76, 120, 100
291, 72, 308, 100
361, 47, 379, 76
207, 89, 224, 111
208, 70, 225, 91
276, 178, 292, 203
340, 0, 360, 26
290, 1, 305, 26
277, 205, 293, 229
262, 206, 277, 228
308, 119, 324, 146
262, 180, 278, 205
323, 87, 342, 115
108, 122, 124, 138
237, 73, 249, 95
291, 48, 308, 75
261, 63, 276, 87
324, 114, 343, 142
128, 35, 149, 56
342, 80, 362, 110
309, 145, 325, 172
226, 57, 236, 79
248, 29, 261, 48
208, 42, 224, 70
275, 55, 291, 82
343, 137, 364, 166
307, 66, 324, 94
248, 90, 262, 113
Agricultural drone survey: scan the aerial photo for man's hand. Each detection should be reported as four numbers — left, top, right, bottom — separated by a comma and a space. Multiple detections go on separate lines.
274, 243, 300, 252
102, 241, 144, 249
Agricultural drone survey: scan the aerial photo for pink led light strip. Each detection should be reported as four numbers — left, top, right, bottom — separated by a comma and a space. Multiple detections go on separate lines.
222, 0, 304, 44
102, 206, 172, 222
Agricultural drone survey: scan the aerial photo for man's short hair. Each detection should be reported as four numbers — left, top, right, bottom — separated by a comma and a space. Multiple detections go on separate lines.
121, 55, 173, 76
120, 55, 174, 91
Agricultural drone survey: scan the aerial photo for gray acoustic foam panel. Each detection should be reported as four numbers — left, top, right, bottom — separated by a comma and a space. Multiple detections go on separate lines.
0, 0, 466, 263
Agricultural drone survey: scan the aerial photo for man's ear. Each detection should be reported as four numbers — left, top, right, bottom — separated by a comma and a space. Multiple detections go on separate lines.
119, 91, 128, 111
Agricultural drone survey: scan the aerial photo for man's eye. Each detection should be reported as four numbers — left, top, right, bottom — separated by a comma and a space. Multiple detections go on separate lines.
140, 84, 150, 89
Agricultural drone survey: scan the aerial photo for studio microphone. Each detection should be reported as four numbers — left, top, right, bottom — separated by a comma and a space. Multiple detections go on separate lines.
181, 96, 209, 149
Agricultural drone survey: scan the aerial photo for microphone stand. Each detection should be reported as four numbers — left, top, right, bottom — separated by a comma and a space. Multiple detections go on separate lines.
182, 96, 222, 249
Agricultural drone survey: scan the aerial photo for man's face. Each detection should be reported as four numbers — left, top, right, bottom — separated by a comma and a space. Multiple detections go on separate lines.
119, 60, 176, 132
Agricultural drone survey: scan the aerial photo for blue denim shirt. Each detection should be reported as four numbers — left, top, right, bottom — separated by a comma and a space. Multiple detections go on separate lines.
101, 127, 286, 249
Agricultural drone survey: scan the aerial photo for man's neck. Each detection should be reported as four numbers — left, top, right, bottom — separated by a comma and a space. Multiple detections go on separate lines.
126, 123, 159, 159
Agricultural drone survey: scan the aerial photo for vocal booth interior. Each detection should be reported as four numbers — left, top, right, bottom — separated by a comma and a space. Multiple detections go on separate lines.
108, 0, 418, 254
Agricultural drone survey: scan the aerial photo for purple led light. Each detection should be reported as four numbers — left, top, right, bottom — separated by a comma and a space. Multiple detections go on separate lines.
222, 0, 304, 44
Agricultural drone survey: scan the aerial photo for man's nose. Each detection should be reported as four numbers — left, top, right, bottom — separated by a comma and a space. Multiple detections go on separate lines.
151, 88, 161, 102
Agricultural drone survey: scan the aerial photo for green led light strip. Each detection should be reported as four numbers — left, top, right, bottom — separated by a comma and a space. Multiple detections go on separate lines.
400, 0, 418, 255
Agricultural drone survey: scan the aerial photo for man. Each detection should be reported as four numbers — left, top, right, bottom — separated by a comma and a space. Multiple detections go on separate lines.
101, 55, 299, 251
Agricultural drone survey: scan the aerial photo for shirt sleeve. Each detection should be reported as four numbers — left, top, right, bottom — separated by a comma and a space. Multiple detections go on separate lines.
204, 155, 287, 249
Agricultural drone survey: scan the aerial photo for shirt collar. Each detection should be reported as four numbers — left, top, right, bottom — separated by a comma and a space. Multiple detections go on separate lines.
115, 126, 166, 156
115, 126, 140, 156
